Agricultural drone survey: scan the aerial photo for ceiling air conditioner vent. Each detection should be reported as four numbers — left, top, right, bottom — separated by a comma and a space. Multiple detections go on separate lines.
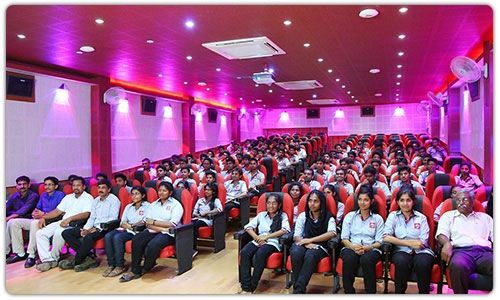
306, 99, 340, 105
202, 36, 286, 60
275, 80, 323, 90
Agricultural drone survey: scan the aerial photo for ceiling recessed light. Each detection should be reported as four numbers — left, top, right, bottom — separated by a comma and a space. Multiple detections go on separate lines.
299, 102, 303, 105
359, 8, 379, 19
197, 82, 207, 86
351, 96, 354, 99
79, 45, 95, 53
17, 34, 26, 39
341, 85, 346, 89
255, 99, 263, 102
328, 69, 333, 73
290, 99, 294, 102
251, 101, 255, 104
76, 51, 83, 54
399, 7, 408, 13
146, 39, 154, 44
369, 68, 381, 74
263, 105, 267, 107
268, 89, 273, 93
355, 100, 359, 103
396, 82, 401, 85
95, 18, 104, 24
186, 55, 193, 60
283, 19, 292, 26
239, 97, 243, 100
206, 88, 210, 91
375, 93, 382, 97
396, 98, 400, 101
397, 64, 403, 68
336, 78, 340, 82
216, 68, 221, 72
398, 51, 405, 56
303, 43, 310, 48
312, 94, 317, 98
268, 68, 275, 74
255, 84, 259, 87
397, 74, 402, 78
317, 58, 324, 62
347, 91, 351, 94
184, 81, 188, 85
398, 34, 406, 40
158, 73, 163, 77
396, 93, 400, 96
185, 20, 195, 28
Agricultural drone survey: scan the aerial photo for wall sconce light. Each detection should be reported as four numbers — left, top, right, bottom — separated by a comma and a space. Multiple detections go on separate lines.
334, 109, 345, 118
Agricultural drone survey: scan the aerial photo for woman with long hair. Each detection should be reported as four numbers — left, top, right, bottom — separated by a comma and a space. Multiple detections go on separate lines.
238, 193, 290, 294
290, 190, 336, 294
340, 184, 384, 294
383, 187, 434, 293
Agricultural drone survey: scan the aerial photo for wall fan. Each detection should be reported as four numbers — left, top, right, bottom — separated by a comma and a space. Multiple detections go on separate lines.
103, 87, 127, 105
190, 103, 207, 115
450, 56, 482, 83
418, 100, 432, 113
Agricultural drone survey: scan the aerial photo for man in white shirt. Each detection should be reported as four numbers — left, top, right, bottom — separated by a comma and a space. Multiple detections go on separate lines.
35, 176, 94, 272
436, 189, 493, 294
418, 158, 444, 186
390, 165, 423, 191
138, 158, 157, 180
332, 168, 354, 195
244, 158, 265, 198
360, 165, 391, 203
60, 180, 120, 272
300, 169, 321, 191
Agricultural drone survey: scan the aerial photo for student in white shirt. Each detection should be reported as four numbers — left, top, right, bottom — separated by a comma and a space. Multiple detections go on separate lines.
138, 158, 157, 180
224, 168, 248, 220
300, 169, 321, 191
454, 162, 483, 190
173, 167, 196, 190
436, 189, 493, 294
156, 165, 172, 183
287, 182, 305, 223
103, 186, 150, 277
60, 180, 120, 272
119, 181, 183, 282
390, 165, 423, 191
290, 190, 336, 294
34, 176, 94, 272
383, 187, 434, 294
197, 158, 217, 182
239, 193, 290, 294
332, 168, 354, 196
418, 158, 444, 186
192, 183, 223, 254
323, 184, 345, 225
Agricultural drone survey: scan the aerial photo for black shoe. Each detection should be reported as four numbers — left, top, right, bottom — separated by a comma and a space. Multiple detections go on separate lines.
119, 272, 142, 282
6, 254, 28, 264
24, 257, 36, 268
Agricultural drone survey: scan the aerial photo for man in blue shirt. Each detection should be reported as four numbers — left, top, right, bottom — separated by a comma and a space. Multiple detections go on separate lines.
6, 176, 39, 264
6, 176, 64, 267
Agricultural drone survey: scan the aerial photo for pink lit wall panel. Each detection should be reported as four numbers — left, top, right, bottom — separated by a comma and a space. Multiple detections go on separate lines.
111, 93, 182, 172
194, 111, 232, 152
460, 82, 485, 168
5, 69, 92, 184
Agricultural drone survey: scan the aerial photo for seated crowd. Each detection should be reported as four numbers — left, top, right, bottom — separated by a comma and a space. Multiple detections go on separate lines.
5, 133, 493, 294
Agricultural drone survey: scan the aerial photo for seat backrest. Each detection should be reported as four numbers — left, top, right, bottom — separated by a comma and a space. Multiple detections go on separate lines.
440, 198, 485, 214
118, 187, 131, 217
425, 173, 456, 199
475, 185, 493, 203
260, 157, 278, 184
389, 195, 435, 249
296, 193, 338, 220
443, 156, 465, 173
171, 188, 193, 225
430, 185, 453, 211
344, 193, 387, 220
143, 180, 158, 189
449, 163, 479, 177
256, 192, 294, 229
145, 187, 158, 203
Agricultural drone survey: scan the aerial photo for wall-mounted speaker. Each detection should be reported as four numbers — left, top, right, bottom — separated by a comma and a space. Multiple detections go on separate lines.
141, 96, 157, 116
7, 71, 35, 102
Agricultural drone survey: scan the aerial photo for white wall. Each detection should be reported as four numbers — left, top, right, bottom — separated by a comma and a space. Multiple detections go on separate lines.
5, 70, 92, 184
259, 103, 427, 136
111, 93, 183, 172
194, 111, 232, 151
460, 83, 485, 168
240, 114, 264, 141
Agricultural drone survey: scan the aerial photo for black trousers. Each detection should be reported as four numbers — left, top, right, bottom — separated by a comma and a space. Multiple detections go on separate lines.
449, 246, 493, 294
224, 201, 240, 222
62, 227, 107, 265
192, 219, 209, 250
130, 230, 175, 275
340, 248, 381, 294
239, 242, 277, 292
290, 243, 328, 294
392, 251, 434, 294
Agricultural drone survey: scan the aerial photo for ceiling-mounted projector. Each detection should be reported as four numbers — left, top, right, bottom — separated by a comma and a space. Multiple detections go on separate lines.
253, 71, 275, 85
